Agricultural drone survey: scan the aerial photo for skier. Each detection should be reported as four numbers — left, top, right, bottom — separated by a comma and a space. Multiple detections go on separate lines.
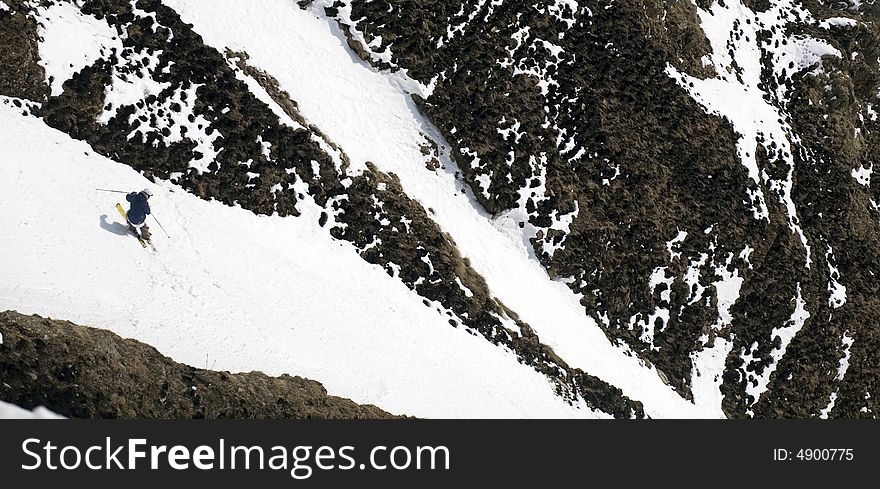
125, 188, 153, 242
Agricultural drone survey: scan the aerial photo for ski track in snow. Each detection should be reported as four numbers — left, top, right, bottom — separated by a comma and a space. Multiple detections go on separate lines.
0, 104, 604, 419
162, 0, 716, 418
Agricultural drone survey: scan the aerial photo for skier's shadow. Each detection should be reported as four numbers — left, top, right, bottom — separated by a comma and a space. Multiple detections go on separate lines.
99, 214, 130, 236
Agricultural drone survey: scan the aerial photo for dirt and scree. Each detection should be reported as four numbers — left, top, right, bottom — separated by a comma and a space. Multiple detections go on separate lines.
327, 0, 880, 417
0, 311, 396, 418
0, 0, 644, 418
0, 0, 49, 101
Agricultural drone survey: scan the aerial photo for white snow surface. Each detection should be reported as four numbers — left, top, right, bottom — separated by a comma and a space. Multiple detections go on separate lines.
852, 163, 872, 187
161, 0, 717, 418
0, 104, 602, 419
819, 17, 858, 29
33, 1, 122, 97
0, 401, 64, 420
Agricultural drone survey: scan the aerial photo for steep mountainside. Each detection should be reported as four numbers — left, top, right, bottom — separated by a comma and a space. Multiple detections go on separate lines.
324, 0, 880, 418
0, 92, 613, 418
0, 0, 875, 418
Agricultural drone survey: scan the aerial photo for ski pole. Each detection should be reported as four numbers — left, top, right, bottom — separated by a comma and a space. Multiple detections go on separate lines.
95, 188, 128, 194
152, 214, 171, 238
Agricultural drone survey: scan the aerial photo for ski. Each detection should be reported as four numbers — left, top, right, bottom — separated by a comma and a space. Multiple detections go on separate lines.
115, 203, 148, 249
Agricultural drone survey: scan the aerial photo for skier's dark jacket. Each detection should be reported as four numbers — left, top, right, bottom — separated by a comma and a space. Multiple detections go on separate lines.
125, 192, 151, 225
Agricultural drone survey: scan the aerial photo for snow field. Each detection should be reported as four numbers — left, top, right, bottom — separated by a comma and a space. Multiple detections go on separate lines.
0, 103, 601, 419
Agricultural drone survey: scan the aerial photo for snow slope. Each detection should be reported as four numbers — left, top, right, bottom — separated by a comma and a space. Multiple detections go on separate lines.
163, 0, 715, 417
0, 400, 63, 419
0, 101, 599, 419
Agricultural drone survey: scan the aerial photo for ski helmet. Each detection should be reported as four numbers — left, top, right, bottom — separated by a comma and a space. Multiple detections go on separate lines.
141, 188, 154, 198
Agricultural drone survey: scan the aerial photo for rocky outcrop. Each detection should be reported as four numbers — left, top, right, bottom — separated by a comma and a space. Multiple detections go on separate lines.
327, 0, 880, 417
0, 0, 48, 101
0, 311, 396, 418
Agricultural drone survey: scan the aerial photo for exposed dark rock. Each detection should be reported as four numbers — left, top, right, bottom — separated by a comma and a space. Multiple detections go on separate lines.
0, 1, 49, 101
0, 311, 397, 419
